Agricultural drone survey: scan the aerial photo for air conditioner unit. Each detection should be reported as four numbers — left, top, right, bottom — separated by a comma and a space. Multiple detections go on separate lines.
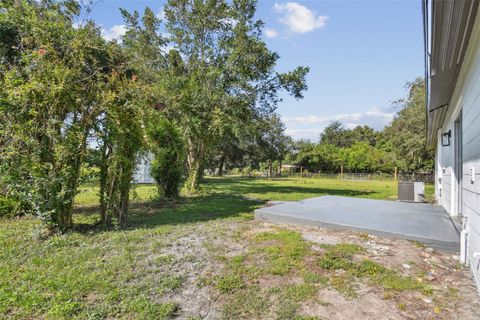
398, 182, 425, 202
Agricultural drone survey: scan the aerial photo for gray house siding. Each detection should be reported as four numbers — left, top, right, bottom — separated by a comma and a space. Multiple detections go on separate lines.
436, 8, 480, 289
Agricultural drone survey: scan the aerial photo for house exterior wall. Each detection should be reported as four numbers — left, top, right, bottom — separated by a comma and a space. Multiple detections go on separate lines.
436, 7, 480, 289
133, 153, 155, 184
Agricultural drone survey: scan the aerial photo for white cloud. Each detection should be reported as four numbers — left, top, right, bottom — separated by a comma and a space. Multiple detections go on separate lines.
222, 18, 238, 27
283, 108, 395, 141
283, 108, 394, 126
101, 25, 126, 41
265, 28, 279, 38
156, 8, 165, 20
273, 2, 328, 34
285, 128, 325, 140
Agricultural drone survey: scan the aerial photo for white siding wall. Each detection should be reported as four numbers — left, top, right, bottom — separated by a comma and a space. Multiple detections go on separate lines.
437, 7, 480, 289
133, 153, 155, 184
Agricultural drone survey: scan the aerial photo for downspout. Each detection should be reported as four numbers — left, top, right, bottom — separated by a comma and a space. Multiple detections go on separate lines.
460, 216, 468, 264
422, 0, 429, 145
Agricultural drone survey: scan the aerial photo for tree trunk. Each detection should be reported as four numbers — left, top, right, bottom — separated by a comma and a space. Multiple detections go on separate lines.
118, 174, 130, 225
186, 157, 204, 192
218, 152, 226, 177
185, 140, 206, 193
99, 142, 109, 224
268, 160, 273, 178
53, 127, 88, 231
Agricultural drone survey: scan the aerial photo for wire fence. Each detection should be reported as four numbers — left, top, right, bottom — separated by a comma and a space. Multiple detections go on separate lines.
227, 171, 435, 183
295, 172, 435, 183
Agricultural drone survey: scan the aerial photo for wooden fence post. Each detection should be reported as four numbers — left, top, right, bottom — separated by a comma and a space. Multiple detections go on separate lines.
340, 165, 344, 181
394, 167, 398, 183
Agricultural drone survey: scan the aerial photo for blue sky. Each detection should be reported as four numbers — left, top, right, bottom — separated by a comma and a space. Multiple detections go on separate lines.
85, 0, 424, 141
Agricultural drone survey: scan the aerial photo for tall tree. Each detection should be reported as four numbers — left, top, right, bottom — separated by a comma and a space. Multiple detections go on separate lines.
256, 114, 291, 177
160, 0, 309, 191
383, 77, 433, 172
0, 1, 112, 230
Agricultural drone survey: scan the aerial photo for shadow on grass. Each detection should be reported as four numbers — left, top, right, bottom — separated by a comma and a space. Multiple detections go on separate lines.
73, 193, 262, 234
205, 177, 377, 198
127, 193, 262, 229
72, 177, 376, 234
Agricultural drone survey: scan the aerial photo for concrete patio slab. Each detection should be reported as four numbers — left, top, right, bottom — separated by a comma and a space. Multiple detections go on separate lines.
254, 196, 460, 251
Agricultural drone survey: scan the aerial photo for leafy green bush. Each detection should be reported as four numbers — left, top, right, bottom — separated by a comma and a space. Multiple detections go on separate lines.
230, 168, 242, 175
147, 118, 185, 198
0, 195, 21, 218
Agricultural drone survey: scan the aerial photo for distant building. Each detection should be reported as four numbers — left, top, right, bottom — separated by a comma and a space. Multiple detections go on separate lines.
133, 153, 155, 184
424, 0, 480, 288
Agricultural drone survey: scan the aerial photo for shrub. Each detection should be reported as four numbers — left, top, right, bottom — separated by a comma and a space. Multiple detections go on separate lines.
0, 195, 21, 218
147, 118, 185, 198
230, 168, 242, 175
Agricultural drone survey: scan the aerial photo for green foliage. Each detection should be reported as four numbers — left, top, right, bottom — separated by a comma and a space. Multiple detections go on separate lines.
254, 230, 309, 275
221, 286, 268, 319
159, 0, 308, 191
292, 78, 433, 174
158, 275, 184, 294
383, 78, 434, 172
317, 243, 365, 270
147, 117, 185, 198
128, 297, 178, 320
215, 274, 245, 293
317, 243, 432, 295
302, 271, 329, 285
256, 114, 293, 177
0, 195, 20, 217
0, 177, 441, 318
97, 57, 145, 227
282, 284, 317, 302
0, 1, 111, 229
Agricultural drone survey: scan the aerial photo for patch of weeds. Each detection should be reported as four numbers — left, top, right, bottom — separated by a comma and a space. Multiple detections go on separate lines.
283, 284, 317, 302
294, 316, 322, 320
226, 254, 247, 272
383, 291, 393, 300
358, 233, 370, 240
46, 301, 82, 318
276, 300, 299, 320
267, 287, 281, 295
195, 276, 213, 287
353, 259, 432, 294
128, 296, 177, 320
398, 303, 406, 311
215, 274, 245, 293
221, 286, 268, 319
330, 274, 357, 298
269, 257, 293, 275
317, 243, 364, 270
156, 254, 176, 264
302, 271, 329, 286
447, 286, 461, 300
320, 243, 365, 257
317, 243, 433, 296
158, 275, 184, 294
410, 240, 426, 249
276, 284, 318, 320
433, 306, 443, 314
254, 230, 310, 275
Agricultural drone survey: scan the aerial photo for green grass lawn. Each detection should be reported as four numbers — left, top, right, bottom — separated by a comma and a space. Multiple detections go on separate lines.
0, 177, 437, 319
76, 176, 434, 205
205, 176, 435, 202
